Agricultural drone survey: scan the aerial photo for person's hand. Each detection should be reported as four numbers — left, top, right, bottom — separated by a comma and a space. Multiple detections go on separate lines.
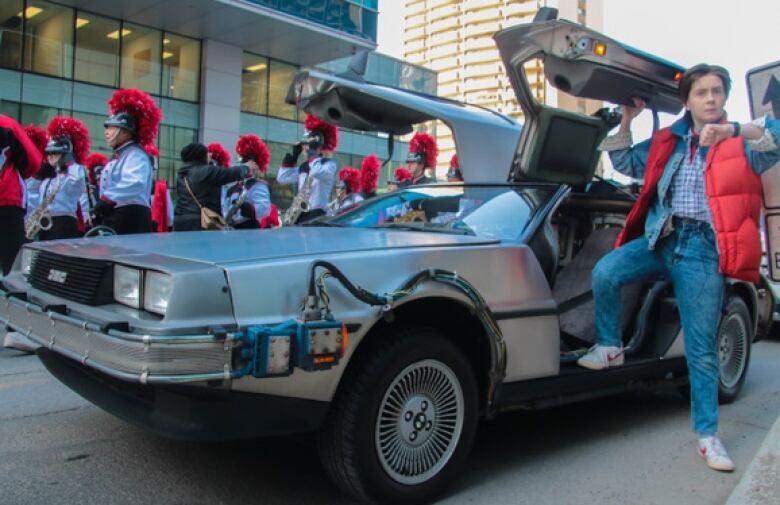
699, 123, 736, 147
291, 142, 303, 160
620, 97, 646, 129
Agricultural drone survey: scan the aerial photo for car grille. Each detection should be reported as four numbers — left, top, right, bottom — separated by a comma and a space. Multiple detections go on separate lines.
30, 251, 113, 305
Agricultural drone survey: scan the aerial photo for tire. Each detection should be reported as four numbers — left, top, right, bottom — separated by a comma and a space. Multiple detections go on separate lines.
318, 328, 479, 505
717, 296, 752, 403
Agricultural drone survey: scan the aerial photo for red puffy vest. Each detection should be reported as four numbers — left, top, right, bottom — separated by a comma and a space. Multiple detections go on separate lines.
616, 127, 763, 283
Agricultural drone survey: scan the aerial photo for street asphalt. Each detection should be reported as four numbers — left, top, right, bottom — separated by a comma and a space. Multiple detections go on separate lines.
1, 338, 779, 505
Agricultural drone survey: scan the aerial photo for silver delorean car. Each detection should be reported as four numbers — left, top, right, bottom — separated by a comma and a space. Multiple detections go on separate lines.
1, 12, 775, 505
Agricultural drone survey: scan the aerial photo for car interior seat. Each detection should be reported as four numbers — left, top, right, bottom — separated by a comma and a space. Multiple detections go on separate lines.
552, 226, 642, 348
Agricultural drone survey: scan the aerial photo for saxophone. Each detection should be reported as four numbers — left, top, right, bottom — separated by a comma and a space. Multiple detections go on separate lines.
283, 169, 314, 226
25, 177, 63, 240
225, 176, 258, 229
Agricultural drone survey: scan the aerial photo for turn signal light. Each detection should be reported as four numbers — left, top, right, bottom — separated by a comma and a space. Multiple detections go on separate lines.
594, 42, 607, 56
674, 71, 684, 81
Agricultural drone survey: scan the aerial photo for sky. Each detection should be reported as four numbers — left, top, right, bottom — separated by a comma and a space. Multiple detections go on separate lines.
377, 0, 780, 140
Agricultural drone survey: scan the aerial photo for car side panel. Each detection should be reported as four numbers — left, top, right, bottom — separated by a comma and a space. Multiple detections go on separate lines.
224, 243, 557, 401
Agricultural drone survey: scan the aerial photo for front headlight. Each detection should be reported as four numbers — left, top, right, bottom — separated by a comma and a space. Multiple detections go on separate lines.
20, 248, 38, 277
114, 265, 141, 308
144, 270, 173, 315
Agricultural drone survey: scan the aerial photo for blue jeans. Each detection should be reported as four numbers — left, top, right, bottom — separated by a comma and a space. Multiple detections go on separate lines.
592, 219, 724, 435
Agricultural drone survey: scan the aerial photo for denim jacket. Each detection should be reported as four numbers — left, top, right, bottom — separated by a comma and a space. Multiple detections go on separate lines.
604, 113, 780, 249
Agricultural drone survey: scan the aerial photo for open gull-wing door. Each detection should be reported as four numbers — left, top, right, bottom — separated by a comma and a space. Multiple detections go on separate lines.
286, 66, 521, 183
494, 16, 685, 188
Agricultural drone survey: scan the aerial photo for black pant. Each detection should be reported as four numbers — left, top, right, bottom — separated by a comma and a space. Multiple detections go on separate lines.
106, 205, 152, 235
38, 215, 79, 241
296, 208, 326, 224
0, 206, 25, 275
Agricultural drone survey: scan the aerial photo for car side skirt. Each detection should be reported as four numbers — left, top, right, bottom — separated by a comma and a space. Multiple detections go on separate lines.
495, 357, 688, 411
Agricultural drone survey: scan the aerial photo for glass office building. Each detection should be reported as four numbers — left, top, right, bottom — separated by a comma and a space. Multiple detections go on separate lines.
0, 0, 434, 205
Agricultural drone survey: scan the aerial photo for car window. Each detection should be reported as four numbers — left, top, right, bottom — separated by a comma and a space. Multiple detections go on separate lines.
328, 185, 557, 241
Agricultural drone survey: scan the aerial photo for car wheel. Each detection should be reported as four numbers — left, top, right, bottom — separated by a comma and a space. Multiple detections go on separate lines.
717, 296, 752, 404
318, 328, 478, 505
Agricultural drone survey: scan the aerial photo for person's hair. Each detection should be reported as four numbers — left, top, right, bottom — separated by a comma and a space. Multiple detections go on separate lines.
180, 142, 208, 164
678, 63, 731, 103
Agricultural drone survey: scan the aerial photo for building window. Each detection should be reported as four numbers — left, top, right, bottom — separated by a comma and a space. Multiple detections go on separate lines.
162, 33, 200, 102
0, 1, 23, 70
157, 124, 197, 186
0, 100, 20, 120
120, 22, 162, 95
268, 59, 298, 120
71, 110, 112, 157
74, 12, 119, 87
241, 52, 268, 115
20, 103, 61, 127
22, 0, 74, 79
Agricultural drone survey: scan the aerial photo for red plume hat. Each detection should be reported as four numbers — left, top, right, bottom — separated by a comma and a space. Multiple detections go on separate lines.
236, 134, 270, 173
390, 167, 413, 185
207, 142, 231, 168
24, 124, 48, 157
85, 152, 109, 185
47, 116, 90, 164
360, 154, 380, 194
107, 88, 162, 153
407, 132, 438, 169
304, 114, 339, 151
337, 167, 362, 193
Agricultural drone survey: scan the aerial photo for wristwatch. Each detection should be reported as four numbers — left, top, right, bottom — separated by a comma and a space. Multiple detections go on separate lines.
730, 121, 741, 137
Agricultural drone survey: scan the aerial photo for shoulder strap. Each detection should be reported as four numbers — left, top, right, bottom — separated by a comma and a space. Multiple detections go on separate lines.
182, 176, 203, 210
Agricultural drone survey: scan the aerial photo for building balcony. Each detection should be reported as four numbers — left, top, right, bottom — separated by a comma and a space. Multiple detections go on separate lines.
462, 6, 501, 25
462, 36, 495, 52
462, 0, 504, 13
429, 16, 459, 35
462, 48, 500, 65
462, 62, 502, 79
437, 69, 461, 85
462, 21, 502, 39
428, 2, 460, 22
429, 56, 461, 72
429, 30, 460, 46
428, 43, 461, 60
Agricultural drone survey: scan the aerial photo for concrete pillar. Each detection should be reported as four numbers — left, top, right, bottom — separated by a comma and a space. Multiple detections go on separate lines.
199, 39, 242, 147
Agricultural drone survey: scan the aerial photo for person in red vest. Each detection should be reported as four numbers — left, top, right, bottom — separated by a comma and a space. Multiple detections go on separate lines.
0, 116, 42, 274
577, 64, 780, 472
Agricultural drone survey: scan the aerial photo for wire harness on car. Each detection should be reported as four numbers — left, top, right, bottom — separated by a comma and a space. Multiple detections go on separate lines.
303, 260, 507, 414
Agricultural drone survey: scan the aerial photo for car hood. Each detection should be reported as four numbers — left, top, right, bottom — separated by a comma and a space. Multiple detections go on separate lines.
28, 228, 499, 268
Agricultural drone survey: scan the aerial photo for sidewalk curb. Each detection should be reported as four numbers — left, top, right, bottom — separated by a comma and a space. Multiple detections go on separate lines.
726, 415, 780, 504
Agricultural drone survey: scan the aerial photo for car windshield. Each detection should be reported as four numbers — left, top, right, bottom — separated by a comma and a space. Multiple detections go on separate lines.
325, 185, 557, 241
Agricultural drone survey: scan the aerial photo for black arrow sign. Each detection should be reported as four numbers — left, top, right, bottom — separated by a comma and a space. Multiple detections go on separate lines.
762, 74, 780, 119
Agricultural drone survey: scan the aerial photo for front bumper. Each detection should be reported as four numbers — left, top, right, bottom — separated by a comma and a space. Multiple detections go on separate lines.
37, 348, 328, 440
0, 287, 236, 384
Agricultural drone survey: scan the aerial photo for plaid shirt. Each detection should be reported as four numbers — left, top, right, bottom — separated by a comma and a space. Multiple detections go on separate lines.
669, 132, 713, 223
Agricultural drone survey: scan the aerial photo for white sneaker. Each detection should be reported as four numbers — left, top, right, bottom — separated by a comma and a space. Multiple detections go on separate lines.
576, 344, 624, 370
698, 436, 735, 472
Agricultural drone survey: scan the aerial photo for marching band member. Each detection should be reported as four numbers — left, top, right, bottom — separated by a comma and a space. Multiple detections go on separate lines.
96, 88, 162, 234
447, 154, 463, 182
360, 154, 380, 199
23, 125, 48, 222
277, 114, 338, 224
333, 167, 363, 212
32, 117, 90, 241
406, 132, 438, 185
0, 115, 42, 274
174, 142, 258, 231
387, 167, 413, 192
223, 134, 271, 229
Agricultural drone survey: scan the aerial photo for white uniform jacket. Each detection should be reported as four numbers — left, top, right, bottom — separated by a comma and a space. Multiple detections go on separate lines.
334, 192, 364, 213
276, 156, 337, 212
100, 142, 153, 208
37, 162, 88, 218
223, 178, 271, 225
